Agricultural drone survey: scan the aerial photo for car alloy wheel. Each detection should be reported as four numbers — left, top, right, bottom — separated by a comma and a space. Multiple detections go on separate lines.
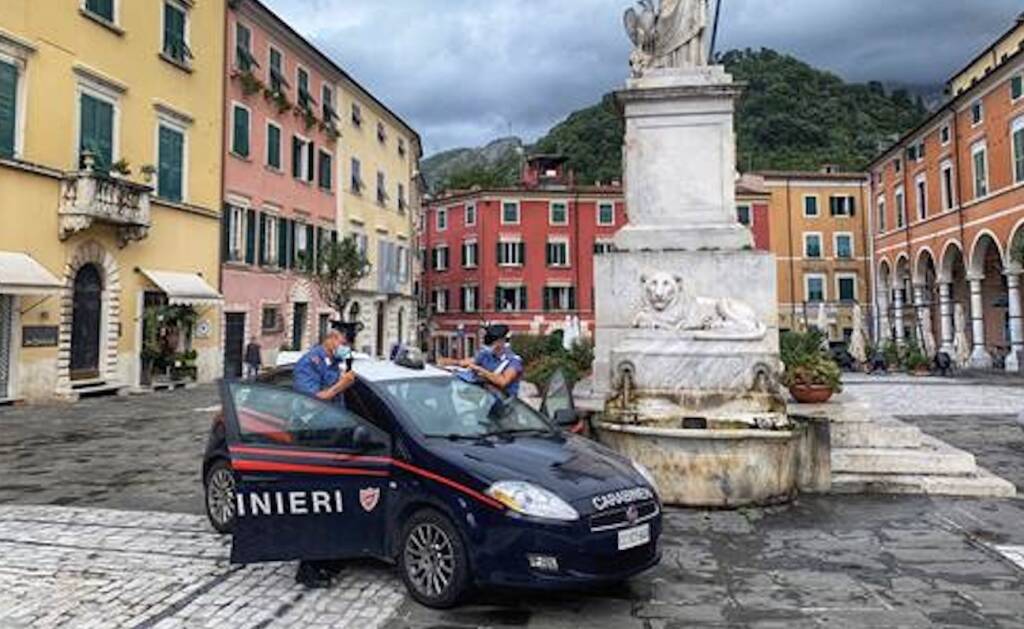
205, 461, 236, 534
399, 509, 469, 608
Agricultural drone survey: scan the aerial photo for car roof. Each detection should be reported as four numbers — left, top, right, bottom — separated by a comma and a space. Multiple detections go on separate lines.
352, 357, 451, 383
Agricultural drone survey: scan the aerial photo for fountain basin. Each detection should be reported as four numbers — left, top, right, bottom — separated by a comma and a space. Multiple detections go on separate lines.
595, 420, 829, 508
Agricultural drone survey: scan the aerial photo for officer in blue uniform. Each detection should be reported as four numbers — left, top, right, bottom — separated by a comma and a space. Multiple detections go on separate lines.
292, 322, 357, 588
445, 324, 524, 397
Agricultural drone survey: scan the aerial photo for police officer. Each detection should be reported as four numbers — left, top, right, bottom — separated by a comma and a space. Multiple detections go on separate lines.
444, 324, 524, 397
292, 323, 356, 588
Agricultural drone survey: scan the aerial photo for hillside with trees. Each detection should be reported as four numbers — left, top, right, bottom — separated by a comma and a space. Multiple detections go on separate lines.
422, 49, 931, 191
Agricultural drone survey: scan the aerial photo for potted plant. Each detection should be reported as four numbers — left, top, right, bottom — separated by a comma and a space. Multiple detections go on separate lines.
781, 329, 843, 404
903, 340, 931, 376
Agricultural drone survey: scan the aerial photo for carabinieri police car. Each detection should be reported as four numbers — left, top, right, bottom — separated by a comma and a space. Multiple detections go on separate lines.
202, 350, 661, 608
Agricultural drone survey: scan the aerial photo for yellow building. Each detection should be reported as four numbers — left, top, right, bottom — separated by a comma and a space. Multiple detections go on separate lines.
335, 77, 422, 355
756, 170, 873, 341
949, 12, 1024, 97
0, 0, 225, 402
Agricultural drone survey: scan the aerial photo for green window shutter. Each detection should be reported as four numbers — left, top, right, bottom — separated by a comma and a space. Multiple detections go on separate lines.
319, 153, 332, 190
87, 0, 114, 21
221, 206, 232, 263
258, 213, 267, 266
244, 209, 256, 265
267, 124, 280, 169
232, 106, 249, 157
277, 216, 288, 267
0, 61, 17, 158
304, 224, 315, 270
1013, 76, 1023, 100
80, 94, 113, 170
292, 136, 302, 178
288, 220, 297, 269
306, 142, 315, 181
1015, 129, 1024, 183
164, 3, 186, 60
157, 126, 183, 202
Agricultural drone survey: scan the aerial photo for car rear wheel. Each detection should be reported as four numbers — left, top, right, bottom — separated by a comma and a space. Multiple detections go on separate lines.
205, 460, 236, 534
399, 509, 470, 608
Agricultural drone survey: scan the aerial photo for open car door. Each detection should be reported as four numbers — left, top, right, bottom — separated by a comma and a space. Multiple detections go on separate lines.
539, 369, 582, 433
219, 380, 392, 564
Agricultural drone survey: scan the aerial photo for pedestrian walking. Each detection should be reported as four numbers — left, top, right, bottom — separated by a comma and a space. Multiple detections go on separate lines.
243, 337, 262, 380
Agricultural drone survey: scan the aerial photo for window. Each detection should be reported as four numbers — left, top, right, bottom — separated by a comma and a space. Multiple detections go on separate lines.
461, 286, 478, 313
546, 240, 569, 267
895, 187, 906, 229
261, 212, 278, 266
829, 195, 856, 217
1013, 117, 1024, 184
496, 286, 528, 312
321, 84, 335, 125
0, 60, 20, 159
431, 289, 449, 314
84, 0, 115, 23
971, 100, 984, 126
834, 233, 853, 259
915, 176, 927, 220
350, 157, 363, 193
79, 92, 115, 170
269, 47, 287, 93
377, 122, 387, 144
397, 183, 406, 211
465, 204, 476, 226
876, 196, 886, 233
398, 138, 406, 157
598, 202, 615, 225
736, 204, 752, 226
351, 102, 362, 127
227, 205, 247, 262
162, 1, 191, 66
805, 275, 826, 303
318, 150, 333, 190
1013, 75, 1024, 102
502, 201, 520, 224
893, 158, 902, 174
462, 241, 478, 268
376, 171, 387, 206
291, 135, 314, 182
497, 240, 525, 266
941, 162, 955, 210
940, 124, 951, 146
543, 286, 576, 311
549, 201, 568, 225
261, 306, 280, 332
235, 22, 255, 72
258, 122, 279, 170
803, 233, 822, 259
297, 67, 313, 111
436, 208, 447, 231
837, 275, 857, 303
432, 246, 449, 271
594, 240, 615, 254
231, 104, 250, 158
972, 142, 988, 198
157, 123, 184, 202
803, 195, 819, 217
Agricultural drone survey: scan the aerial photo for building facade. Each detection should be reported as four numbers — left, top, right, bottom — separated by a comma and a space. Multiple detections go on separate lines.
758, 170, 872, 341
870, 14, 1024, 371
420, 157, 772, 359
0, 0, 226, 402
220, 0, 420, 371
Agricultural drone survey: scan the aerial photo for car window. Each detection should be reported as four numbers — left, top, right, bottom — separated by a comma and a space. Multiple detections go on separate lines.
257, 368, 294, 389
345, 381, 394, 432
229, 382, 361, 449
542, 369, 572, 419
381, 377, 553, 438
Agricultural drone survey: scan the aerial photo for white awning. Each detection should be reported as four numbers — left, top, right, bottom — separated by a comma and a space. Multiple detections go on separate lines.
139, 269, 222, 306
0, 252, 63, 296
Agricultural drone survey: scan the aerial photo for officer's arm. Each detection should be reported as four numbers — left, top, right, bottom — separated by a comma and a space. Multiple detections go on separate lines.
294, 361, 333, 400
471, 363, 520, 390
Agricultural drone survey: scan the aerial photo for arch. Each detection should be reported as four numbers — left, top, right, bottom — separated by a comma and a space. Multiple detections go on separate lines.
938, 239, 965, 283
969, 229, 1005, 278
346, 300, 362, 324
60, 240, 121, 391
893, 253, 912, 290
913, 246, 937, 286
1007, 217, 1024, 272
877, 258, 892, 295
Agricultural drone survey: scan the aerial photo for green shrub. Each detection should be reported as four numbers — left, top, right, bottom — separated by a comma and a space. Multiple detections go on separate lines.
780, 329, 842, 392
511, 334, 594, 392
903, 339, 930, 371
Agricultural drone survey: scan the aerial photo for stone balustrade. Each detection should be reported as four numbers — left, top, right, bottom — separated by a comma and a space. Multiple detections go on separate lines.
58, 153, 152, 247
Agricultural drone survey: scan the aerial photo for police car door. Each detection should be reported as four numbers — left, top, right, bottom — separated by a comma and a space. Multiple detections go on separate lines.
220, 380, 391, 564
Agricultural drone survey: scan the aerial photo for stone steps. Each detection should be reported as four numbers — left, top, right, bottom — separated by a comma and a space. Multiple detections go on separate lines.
831, 416, 923, 449
832, 435, 977, 476
831, 468, 1017, 498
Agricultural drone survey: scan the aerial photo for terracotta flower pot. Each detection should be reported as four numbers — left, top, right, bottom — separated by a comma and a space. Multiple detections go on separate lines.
789, 384, 835, 404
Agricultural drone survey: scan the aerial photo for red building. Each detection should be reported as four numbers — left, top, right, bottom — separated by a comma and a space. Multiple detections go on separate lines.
420, 157, 769, 358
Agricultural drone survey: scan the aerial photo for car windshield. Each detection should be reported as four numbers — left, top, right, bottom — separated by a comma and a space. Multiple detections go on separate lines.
381, 377, 554, 438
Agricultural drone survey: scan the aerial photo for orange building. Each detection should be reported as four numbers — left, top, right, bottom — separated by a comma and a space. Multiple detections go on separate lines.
870, 14, 1024, 371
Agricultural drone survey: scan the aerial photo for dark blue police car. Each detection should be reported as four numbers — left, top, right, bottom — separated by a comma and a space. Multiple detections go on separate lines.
202, 352, 661, 608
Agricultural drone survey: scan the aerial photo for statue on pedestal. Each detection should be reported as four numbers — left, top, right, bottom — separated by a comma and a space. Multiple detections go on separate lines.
624, 0, 710, 77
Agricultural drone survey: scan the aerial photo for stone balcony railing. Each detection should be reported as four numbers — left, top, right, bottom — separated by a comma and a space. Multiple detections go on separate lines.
58, 153, 152, 247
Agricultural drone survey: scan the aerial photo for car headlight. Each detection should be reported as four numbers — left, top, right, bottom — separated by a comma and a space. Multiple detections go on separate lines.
632, 460, 660, 494
486, 481, 579, 521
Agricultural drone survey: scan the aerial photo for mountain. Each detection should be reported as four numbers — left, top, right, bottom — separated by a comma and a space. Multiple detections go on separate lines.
421, 49, 932, 191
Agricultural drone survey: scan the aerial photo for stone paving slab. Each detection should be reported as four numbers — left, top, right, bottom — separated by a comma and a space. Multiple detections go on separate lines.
0, 505, 404, 629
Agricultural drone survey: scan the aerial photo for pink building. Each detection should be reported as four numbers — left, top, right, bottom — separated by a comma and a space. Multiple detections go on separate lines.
220, 0, 342, 376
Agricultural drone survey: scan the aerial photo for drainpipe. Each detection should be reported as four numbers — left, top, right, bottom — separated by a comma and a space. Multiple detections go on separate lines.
785, 178, 797, 328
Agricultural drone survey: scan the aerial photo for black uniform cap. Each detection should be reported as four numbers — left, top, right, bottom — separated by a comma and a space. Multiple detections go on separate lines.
331, 320, 363, 342
483, 324, 511, 345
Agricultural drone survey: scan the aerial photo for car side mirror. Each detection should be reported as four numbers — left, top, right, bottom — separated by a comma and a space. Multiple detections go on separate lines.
553, 408, 579, 428
352, 425, 382, 452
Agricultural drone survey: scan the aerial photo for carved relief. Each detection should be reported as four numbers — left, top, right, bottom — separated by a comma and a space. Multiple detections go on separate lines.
632, 272, 766, 338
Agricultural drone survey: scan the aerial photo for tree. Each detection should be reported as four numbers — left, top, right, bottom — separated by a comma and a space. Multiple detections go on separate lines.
302, 235, 371, 321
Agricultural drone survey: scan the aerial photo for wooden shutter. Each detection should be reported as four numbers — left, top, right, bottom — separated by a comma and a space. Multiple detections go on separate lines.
848, 195, 857, 217
543, 288, 551, 311
233, 106, 249, 157
495, 287, 502, 311
292, 137, 302, 178
220, 206, 232, 263
81, 94, 113, 170
158, 126, 183, 202
243, 209, 256, 264
258, 213, 267, 266
519, 287, 528, 310
277, 216, 288, 267
518, 242, 526, 265
0, 61, 16, 158
307, 141, 315, 182
87, 0, 114, 21
305, 224, 315, 270
288, 220, 297, 269
267, 124, 280, 169
496, 242, 503, 265
568, 287, 576, 310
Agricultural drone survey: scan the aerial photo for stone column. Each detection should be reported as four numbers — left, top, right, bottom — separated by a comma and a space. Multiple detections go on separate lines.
938, 282, 955, 355
892, 287, 906, 344
968, 275, 992, 369
876, 287, 892, 342
1005, 270, 1024, 372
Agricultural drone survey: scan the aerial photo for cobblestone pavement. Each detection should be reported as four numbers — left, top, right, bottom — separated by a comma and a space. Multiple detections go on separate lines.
0, 505, 403, 628
843, 372, 1023, 417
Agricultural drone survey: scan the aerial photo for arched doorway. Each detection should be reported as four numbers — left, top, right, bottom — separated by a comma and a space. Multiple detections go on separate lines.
70, 263, 103, 380
375, 302, 385, 357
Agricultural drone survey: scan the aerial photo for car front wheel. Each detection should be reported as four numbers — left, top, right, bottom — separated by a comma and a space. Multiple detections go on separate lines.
205, 460, 236, 534
399, 509, 470, 608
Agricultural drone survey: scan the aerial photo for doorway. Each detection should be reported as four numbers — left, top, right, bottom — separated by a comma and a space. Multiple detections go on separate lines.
70, 263, 103, 381
375, 302, 385, 357
0, 295, 12, 398
224, 312, 245, 379
292, 302, 308, 351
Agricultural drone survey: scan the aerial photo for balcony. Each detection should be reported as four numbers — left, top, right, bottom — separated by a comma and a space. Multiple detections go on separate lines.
59, 152, 152, 246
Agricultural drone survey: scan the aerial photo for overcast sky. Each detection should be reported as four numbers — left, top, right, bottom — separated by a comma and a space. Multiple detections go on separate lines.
263, 0, 1023, 155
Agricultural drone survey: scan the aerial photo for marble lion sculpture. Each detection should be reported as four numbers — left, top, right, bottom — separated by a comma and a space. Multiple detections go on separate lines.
632, 271, 765, 336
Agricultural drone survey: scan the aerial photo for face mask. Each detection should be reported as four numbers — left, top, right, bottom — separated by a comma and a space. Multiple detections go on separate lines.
335, 345, 352, 361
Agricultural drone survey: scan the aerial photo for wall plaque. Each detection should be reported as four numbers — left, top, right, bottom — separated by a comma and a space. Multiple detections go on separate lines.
22, 326, 59, 348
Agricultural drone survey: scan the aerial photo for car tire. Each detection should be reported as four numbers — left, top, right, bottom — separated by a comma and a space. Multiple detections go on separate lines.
399, 508, 471, 609
204, 459, 237, 534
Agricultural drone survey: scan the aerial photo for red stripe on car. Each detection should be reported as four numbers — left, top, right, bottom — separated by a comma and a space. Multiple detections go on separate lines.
232, 459, 390, 478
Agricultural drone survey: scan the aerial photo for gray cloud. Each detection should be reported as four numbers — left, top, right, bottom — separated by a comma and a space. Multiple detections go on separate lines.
263, 0, 1023, 154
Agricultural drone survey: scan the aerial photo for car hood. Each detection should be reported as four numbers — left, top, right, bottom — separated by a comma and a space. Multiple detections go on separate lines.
427, 433, 647, 507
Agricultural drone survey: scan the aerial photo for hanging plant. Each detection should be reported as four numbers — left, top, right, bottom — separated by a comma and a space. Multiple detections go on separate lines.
303, 109, 318, 131
272, 90, 291, 115
238, 70, 264, 97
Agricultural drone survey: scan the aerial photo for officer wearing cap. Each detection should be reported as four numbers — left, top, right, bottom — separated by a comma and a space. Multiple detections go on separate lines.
293, 322, 356, 407
443, 324, 524, 397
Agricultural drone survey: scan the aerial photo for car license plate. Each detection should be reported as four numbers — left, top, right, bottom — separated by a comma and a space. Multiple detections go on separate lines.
617, 524, 650, 550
